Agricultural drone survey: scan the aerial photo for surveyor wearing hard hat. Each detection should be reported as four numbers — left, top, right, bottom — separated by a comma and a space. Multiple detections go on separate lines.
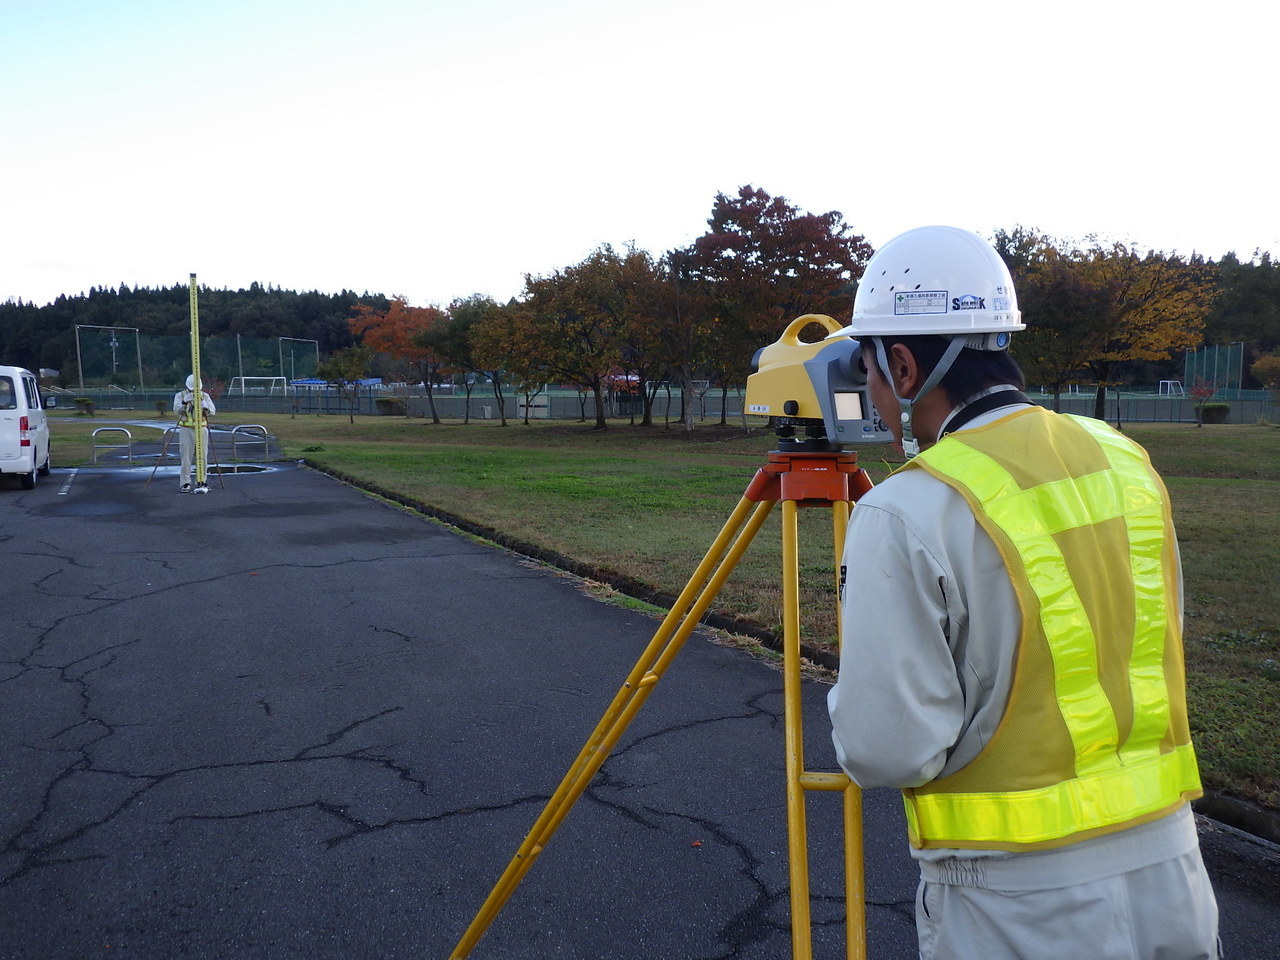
827, 226, 1219, 959
172, 374, 216, 493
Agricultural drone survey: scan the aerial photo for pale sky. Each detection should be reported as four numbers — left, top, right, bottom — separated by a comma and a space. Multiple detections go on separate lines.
2, 0, 1275, 310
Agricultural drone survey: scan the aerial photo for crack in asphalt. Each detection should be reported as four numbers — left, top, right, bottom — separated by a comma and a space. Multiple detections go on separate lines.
574, 689, 915, 957
24, 552, 482, 608
3, 549, 909, 955
3, 650, 912, 953
1, 701, 407, 887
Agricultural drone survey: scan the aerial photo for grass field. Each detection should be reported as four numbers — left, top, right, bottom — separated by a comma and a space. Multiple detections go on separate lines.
46, 410, 1280, 810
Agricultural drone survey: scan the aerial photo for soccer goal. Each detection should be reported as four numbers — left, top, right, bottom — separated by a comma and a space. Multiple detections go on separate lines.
230, 376, 289, 396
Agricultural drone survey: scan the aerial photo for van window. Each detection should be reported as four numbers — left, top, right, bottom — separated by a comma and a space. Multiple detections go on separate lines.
0, 376, 15, 410
23, 377, 40, 408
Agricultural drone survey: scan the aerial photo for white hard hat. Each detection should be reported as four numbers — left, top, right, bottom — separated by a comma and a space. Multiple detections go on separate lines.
831, 225, 1024, 346
185, 374, 197, 390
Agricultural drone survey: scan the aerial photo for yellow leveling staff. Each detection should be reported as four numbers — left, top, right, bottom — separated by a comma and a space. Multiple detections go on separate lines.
188, 273, 207, 488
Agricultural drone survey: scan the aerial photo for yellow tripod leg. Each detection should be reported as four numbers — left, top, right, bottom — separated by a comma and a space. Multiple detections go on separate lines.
455, 451, 870, 959
843, 783, 865, 960
782, 497, 866, 960
832, 500, 866, 960
143, 428, 175, 490
450, 493, 776, 959
780, 499, 814, 959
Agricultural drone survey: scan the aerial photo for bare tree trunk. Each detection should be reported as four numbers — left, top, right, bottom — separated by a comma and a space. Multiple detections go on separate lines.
491, 378, 508, 426
1091, 361, 1111, 420
420, 361, 441, 424
641, 380, 658, 427
592, 382, 608, 430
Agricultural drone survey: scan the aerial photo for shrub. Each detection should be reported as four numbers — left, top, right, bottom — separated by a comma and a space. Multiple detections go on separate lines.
1200, 402, 1230, 424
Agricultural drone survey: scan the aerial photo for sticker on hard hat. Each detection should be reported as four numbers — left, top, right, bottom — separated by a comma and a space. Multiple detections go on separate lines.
952, 295, 986, 311
893, 291, 948, 315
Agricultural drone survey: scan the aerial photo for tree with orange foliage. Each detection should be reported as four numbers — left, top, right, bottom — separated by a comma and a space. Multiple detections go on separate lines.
1251, 352, 1280, 391
417, 295, 512, 425
348, 296, 447, 422
650, 246, 717, 431
994, 228, 1119, 409
1071, 242, 1215, 419
996, 229, 1216, 418
520, 246, 634, 430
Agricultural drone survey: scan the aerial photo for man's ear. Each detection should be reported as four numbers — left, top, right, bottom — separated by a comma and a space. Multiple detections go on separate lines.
887, 343, 922, 399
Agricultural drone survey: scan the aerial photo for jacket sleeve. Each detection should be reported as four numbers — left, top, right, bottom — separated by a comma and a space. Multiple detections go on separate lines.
827, 500, 965, 789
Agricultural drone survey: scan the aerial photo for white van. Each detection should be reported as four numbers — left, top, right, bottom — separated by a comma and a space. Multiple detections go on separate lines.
0, 365, 52, 489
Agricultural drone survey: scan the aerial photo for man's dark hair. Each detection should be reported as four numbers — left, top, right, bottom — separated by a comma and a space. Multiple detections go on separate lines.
861, 335, 1025, 404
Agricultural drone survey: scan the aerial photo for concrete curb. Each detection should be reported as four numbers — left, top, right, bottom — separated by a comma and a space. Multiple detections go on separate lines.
1195, 792, 1280, 846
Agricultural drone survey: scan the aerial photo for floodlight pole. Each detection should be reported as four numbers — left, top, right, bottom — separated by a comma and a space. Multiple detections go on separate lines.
278, 337, 319, 386
135, 328, 144, 391
74, 324, 145, 391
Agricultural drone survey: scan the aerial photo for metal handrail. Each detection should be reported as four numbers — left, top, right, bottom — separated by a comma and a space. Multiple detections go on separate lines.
230, 424, 270, 459
91, 427, 133, 464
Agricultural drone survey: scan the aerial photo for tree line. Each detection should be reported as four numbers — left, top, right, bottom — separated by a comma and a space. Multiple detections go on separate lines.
335, 187, 1280, 429
5, 185, 1279, 423
332, 187, 870, 429
0, 282, 380, 387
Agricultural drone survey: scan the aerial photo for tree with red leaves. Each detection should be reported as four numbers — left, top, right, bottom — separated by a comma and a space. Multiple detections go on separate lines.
684, 185, 872, 392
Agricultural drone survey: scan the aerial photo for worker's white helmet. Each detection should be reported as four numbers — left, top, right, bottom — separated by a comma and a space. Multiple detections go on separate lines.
831, 226, 1024, 347
185, 374, 197, 390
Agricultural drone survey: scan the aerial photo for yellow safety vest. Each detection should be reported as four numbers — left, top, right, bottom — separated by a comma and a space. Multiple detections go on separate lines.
898, 407, 1202, 850
178, 393, 207, 429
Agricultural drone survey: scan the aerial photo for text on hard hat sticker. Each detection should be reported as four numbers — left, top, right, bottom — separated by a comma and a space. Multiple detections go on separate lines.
893, 291, 948, 315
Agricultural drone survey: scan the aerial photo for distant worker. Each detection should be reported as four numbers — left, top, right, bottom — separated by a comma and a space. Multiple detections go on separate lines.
826, 226, 1219, 959
172, 374, 215, 493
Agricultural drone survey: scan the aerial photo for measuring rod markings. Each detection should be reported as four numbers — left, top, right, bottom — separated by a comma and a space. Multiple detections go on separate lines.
188, 273, 207, 487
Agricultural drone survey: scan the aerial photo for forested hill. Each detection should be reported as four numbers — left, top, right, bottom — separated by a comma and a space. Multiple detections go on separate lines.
0, 282, 389, 377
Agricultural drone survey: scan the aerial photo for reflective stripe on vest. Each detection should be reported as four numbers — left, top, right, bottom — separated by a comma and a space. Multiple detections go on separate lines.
900, 408, 1201, 849
178, 394, 207, 428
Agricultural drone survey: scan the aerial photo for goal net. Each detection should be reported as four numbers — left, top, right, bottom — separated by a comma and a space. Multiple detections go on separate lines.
229, 376, 289, 396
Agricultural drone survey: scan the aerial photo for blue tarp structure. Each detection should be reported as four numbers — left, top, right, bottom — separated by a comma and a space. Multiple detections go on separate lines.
290, 378, 383, 387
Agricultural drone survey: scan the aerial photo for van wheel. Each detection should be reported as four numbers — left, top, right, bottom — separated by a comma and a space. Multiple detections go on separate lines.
20, 470, 36, 490
37, 450, 50, 476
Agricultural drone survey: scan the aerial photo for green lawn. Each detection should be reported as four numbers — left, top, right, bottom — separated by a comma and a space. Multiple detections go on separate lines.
48, 411, 1280, 809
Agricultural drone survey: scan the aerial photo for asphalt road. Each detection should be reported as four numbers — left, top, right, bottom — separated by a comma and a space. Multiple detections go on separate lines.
2, 458, 1277, 959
